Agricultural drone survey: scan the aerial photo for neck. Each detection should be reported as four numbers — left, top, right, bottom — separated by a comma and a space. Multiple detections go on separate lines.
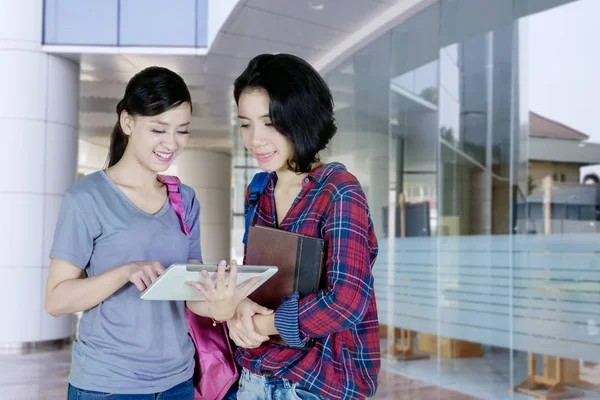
275, 167, 305, 186
275, 161, 323, 186
107, 152, 159, 189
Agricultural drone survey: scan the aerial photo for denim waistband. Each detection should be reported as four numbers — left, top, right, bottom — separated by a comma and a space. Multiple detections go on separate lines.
242, 368, 294, 389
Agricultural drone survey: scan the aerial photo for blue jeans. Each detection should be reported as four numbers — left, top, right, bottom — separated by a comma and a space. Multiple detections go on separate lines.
223, 382, 238, 400
236, 368, 326, 400
67, 378, 194, 400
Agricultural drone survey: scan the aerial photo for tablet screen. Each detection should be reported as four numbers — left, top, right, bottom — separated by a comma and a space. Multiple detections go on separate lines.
140, 264, 278, 301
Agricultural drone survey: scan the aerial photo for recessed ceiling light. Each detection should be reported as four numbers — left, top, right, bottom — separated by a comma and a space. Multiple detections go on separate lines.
309, 2, 324, 11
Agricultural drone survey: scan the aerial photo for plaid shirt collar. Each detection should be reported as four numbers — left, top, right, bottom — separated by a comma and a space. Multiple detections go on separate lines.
269, 161, 346, 184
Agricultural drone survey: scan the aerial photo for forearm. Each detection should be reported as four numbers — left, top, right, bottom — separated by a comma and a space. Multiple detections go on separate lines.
184, 260, 213, 318
186, 300, 210, 318
186, 300, 236, 321
253, 314, 278, 336
298, 284, 373, 337
46, 265, 130, 317
272, 279, 373, 345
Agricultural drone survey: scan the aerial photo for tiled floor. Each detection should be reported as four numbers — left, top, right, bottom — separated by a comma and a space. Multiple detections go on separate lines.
0, 345, 477, 400
1, 346, 598, 400
0, 347, 71, 400
372, 370, 479, 399
380, 348, 600, 400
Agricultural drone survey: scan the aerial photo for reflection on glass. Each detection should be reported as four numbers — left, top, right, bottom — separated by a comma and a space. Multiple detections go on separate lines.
43, 0, 119, 45
227, 0, 600, 397
119, 0, 197, 46
231, 117, 259, 263
43, 0, 208, 47
507, 1, 599, 398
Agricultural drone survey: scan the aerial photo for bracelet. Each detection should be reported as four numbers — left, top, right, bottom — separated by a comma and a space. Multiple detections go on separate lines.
208, 305, 221, 327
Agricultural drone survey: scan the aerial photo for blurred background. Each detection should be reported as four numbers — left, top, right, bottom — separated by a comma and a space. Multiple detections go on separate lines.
1, 0, 599, 399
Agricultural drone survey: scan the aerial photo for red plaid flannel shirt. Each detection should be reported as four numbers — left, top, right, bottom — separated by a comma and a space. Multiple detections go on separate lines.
237, 162, 380, 400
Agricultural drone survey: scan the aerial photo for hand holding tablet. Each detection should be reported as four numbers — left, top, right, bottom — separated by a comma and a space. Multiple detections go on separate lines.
140, 260, 278, 302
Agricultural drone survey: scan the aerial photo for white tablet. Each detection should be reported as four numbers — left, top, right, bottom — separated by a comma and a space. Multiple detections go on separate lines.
140, 264, 278, 301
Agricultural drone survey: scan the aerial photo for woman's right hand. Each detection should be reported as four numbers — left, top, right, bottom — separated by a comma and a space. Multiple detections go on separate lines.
123, 261, 166, 291
186, 259, 260, 322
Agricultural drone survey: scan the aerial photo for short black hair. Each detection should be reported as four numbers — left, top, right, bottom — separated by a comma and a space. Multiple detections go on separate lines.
233, 54, 337, 173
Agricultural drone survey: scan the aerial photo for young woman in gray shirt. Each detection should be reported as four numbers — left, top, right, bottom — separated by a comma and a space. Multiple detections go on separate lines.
44, 67, 257, 400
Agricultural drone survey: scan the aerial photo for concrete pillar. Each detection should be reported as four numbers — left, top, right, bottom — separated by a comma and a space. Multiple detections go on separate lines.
0, 0, 80, 347
169, 150, 232, 264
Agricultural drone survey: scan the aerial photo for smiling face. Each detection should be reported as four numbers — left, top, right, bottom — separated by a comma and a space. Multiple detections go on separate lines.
120, 102, 191, 173
237, 88, 294, 173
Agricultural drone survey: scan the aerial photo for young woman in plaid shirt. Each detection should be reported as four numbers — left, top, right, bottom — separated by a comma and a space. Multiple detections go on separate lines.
226, 54, 381, 400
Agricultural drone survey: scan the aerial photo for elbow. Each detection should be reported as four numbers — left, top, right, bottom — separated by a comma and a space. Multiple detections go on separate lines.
185, 300, 202, 316
44, 304, 60, 318
305, 293, 369, 335
335, 294, 372, 328
44, 295, 65, 318
336, 311, 363, 331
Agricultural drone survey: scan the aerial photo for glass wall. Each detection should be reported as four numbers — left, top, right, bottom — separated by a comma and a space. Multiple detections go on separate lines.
231, 0, 600, 397
231, 126, 260, 263
43, 0, 209, 47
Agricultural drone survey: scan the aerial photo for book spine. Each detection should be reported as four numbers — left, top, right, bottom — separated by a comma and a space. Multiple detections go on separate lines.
295, 237, 325, 297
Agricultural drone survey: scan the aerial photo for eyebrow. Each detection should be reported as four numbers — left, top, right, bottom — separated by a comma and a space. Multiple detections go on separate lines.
237, 114, 270, 120
150, 120, 190, 127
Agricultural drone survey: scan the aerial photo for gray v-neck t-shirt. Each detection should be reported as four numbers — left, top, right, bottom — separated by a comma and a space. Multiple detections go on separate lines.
50, 171, 201, 394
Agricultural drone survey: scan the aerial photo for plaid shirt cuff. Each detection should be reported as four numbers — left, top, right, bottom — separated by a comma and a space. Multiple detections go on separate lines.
274, 291, 308, 347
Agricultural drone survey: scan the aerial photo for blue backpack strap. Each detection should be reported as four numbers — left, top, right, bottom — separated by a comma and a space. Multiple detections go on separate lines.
243, 172, 270, 244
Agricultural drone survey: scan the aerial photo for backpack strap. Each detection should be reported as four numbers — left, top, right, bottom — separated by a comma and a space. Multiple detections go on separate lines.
243, 172, 270, 244
157, 174, 191, 236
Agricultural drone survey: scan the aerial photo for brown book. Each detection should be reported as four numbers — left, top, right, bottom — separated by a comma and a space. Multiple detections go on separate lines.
246, 225, 327, 349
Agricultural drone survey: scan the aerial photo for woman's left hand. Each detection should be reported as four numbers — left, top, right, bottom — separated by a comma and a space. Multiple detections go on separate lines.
227, 298, 273, 348
186, 259, 259, 322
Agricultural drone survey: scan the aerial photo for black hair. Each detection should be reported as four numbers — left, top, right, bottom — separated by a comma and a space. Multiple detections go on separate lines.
105, 66, 192, 168
233, 54, 337, 173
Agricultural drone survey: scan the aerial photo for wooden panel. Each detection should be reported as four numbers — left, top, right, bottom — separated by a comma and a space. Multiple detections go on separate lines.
417, 333, 483, 358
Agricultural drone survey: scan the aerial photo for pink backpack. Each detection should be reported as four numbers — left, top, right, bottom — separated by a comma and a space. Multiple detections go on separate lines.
157, 174, 238, 400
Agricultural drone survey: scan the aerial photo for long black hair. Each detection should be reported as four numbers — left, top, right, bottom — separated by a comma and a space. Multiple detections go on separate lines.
233, 54, 337, 174
105, 66, 192, 168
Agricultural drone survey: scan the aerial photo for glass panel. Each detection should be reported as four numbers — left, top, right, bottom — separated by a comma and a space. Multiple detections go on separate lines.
325, 34, 391, 245
230, 115, 258, 262
43, 0, 118, 45
119, 0, 196, 46
388, 0, 444, 389
513, 0, 600, 395
196, 0, 209, 47
232, 166, 260, 215
222, 0, 600, 397
324, 33, 393, 394
433, 0, 516, 397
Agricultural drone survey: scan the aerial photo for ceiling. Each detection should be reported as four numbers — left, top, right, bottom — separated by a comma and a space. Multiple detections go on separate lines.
68, 0, 401, 153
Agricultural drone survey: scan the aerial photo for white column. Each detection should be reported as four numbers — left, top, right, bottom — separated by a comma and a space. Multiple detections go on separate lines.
169, 150, 232, 264
0, 0, 79, 346
78, 138, 110, 175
